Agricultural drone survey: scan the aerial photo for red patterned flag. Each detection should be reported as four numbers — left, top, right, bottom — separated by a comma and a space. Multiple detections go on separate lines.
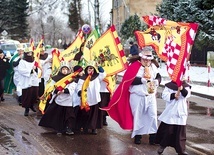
135, 16, 198, 86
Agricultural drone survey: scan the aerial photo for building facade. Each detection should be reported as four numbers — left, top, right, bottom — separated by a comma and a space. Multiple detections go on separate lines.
111, 0, 162, 32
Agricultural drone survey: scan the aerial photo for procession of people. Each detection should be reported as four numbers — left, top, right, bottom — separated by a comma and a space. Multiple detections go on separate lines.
0, 30, 191, 155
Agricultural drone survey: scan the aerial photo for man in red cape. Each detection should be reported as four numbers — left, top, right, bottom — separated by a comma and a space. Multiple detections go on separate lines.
101, 61, 142, 130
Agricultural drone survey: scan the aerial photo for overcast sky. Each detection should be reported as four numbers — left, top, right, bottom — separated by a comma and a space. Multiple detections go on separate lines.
81, 0, 112, 29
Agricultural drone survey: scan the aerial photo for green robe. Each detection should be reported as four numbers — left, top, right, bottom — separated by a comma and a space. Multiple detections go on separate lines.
4, 53, 19, 94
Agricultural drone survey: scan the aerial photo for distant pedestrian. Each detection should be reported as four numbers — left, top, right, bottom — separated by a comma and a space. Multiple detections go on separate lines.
129, 41, 139, 56
155, 80, 191, 155
0, 49, 10, 102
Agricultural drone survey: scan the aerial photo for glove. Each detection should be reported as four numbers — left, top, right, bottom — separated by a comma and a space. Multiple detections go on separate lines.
98, 66, 104, 73
141, 78, 147, 84
77, 91, 81, 97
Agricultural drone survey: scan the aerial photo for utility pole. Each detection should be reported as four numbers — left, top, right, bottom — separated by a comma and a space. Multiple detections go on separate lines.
94, 0, 101, 32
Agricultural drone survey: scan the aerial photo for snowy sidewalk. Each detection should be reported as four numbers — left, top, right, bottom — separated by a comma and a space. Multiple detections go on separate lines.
117, 63, 214, 99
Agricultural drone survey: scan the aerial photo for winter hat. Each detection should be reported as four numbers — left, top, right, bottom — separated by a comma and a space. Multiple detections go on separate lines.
60, 61, 71, 73
73, 65, 83, 72
17, 44, 24, 51
139, 46, 154, 60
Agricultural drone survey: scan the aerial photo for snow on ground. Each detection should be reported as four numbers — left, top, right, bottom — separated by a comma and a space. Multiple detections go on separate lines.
118, 63, 214, 97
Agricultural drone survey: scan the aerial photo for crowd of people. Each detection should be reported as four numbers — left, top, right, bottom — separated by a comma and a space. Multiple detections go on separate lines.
0, 42, 191, 155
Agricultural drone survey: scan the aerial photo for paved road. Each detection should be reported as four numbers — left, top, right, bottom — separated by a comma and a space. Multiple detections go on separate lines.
0, 88, 214, 155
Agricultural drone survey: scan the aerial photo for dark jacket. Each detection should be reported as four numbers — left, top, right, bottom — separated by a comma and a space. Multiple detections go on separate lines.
0, 56, 10, 80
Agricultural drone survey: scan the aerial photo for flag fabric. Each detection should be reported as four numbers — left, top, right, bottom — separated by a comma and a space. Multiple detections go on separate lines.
51, 48, 61, 76
101, 61, 142, 130
30, 38, 35, 51
34, 37, 44, 78
135, 16, 199, 86
59, 30, 85, 61
39, 70, 81, 114
89, 25, 128, 94
80, 74, 91, 111
83, 29, 100, 62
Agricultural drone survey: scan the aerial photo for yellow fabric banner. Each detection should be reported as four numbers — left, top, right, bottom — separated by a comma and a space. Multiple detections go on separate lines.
59, 30, 85, 61
39, 70, 81, 114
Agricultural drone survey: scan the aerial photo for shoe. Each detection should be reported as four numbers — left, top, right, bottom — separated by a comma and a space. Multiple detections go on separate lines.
66, 128, 74, 135
149, 133, 156, 145
24, 108, 29, 116
56, 132, 62, 136
1, 97, 5, 101
30, 106, 36, 112
157, 146, 165, 154
91, 129, 97, 135
18, 96, 22, 105
178, 152, 188, 155
103, 116, 108, 126
134, 135, 142, 144
103, 121, 108, 126
83, 128, 88, 134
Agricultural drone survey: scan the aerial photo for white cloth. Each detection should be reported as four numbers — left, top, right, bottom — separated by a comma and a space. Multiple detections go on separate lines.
158, 86, 191, 125
77, 72, 106, 106
129, 63, 159, 138
17, 60, 39, 89
13, 57, 22, 96
40, 54, 52, 85
100, 80, 109, 92
54, 82, 77, 107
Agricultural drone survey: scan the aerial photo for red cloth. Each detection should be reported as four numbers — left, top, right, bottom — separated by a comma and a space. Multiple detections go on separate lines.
101, 61, 141, 130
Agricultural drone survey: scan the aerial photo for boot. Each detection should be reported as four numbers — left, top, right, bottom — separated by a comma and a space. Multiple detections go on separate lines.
103, 116, 108, 126
30, 106, 36, 112
134, 135, 142, 144
24, 108, 29, 116
1, 96, 5, 101
91, 129, 97, 135
149, 133, 156, 145
18, 96, 22, 105
157, 146, 165, 154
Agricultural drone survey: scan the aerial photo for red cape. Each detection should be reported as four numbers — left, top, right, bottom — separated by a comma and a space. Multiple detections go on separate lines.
101, 61, 141, 130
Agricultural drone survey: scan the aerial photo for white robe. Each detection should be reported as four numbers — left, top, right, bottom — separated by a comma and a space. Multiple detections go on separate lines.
129, 63, 159, 138
39, 54, 52, 86
17, 59, 39, 89
54, 82, 77, 107
13, 57, 22, 96
77, 72, 106, 106
158, 86, 191, 125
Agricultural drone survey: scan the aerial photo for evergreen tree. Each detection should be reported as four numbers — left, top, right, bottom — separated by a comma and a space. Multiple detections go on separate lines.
120, 14, 146, 41
0, 0, 29, 41
156, 0, 214, 50
68, 0, 84, 32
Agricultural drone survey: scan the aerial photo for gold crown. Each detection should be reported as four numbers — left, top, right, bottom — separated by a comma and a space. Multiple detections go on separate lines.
24, 47, 33, 53
69, 60, 78, 68
60, 61, 71, 71
86, 60, 96, 67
